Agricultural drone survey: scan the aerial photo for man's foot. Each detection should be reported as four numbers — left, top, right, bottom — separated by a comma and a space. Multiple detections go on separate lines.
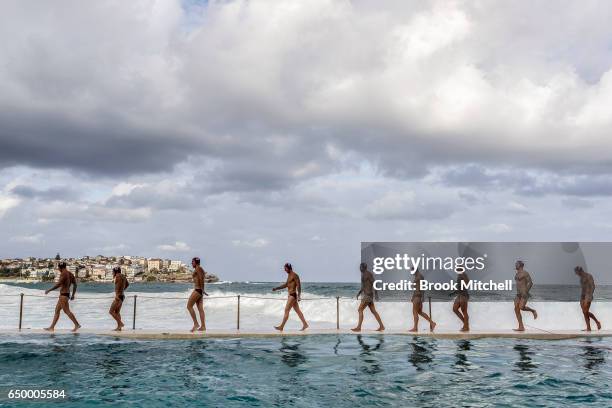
300, 323, 309, 331
44, 327, 54, 332
582, 328, 592, 332
532, 310, 538, 319
513, 327, 525, 332
351, 327, 361, 332
190, 325, 198, 333
274, 325, 284, 331
460, 326, 469, 332
198, 326, 206, 332
119, 322, 125, 328
408, 327, 418, 332
596, 321, 602, 330
112, 327, 122, 332
429, 322, 436, 332
71, 324, 81, 333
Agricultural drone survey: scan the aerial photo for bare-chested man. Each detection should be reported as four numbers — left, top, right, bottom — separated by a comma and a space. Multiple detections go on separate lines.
351, 263, 385, 332
513, 260, 537, 332
409, 269, 436, 332
109, 266, 129, 331
272, 263, 308, 331
575, 266, 601, 331
451, 272, 470, 332
187, 257, 208, 332
44, 262, 81, 332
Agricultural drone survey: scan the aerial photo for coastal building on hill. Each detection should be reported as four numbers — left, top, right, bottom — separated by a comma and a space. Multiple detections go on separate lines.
1, 255, 218, 283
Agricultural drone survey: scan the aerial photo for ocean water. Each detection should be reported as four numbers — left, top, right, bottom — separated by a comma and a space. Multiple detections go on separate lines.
0, 282, 611, 332
0, 334, 610, 407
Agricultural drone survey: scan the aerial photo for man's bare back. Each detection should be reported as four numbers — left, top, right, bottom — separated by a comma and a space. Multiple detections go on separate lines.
193, 265, 205, 291
114, 273, 128, 298
515, 270, 532, 299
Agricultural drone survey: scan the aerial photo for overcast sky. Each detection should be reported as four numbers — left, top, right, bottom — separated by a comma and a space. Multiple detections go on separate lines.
2, 0, 612, 282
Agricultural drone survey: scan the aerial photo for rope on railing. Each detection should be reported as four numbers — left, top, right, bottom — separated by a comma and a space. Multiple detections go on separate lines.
7, 293, 355, 301
17, 294, 116, 300
137, 295, 237, 300
241, 295, 341, 301
7, 292, 403, 331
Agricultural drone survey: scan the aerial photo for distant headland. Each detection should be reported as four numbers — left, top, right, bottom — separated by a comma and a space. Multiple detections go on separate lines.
0, 254, 219, 283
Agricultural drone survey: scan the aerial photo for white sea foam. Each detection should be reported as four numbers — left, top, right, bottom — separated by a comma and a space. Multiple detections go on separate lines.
0, 284, 610, 331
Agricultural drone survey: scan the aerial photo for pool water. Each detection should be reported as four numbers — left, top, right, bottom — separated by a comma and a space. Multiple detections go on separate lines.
0, 335, 610, 407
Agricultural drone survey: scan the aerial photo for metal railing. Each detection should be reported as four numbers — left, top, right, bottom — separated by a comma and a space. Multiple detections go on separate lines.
9, 292, 417, 331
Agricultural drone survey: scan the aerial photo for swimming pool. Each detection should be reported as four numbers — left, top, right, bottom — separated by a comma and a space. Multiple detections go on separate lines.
0, 334, 610, 407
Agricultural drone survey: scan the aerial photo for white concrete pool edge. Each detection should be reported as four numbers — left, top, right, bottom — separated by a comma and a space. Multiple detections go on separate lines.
2, 328, 612, 340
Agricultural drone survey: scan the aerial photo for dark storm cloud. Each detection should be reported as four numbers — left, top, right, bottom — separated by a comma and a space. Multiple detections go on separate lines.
440, 165, 612, 198
2, 0, 612, 192
440, 165, 537, 192
9, 184, 77, 201
515, 175, 612, 197
561, 197, 595, 209
0, 109, 198, 176
104, 186, 198, 211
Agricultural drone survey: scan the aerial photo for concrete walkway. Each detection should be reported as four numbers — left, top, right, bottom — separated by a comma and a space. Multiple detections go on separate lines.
2, 328, 612, 340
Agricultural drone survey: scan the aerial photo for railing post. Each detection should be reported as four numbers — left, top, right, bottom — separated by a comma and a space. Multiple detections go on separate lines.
428, 296, 432, 320
132, 295, 137, 330
18, 293, 24, 330
336, 296, 340, 330
237, 295, 240, 331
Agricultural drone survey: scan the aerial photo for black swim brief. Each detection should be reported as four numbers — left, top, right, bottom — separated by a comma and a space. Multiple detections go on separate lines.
289, 292, 297, 299
195, 289, 203, 296
118, 295, 125, 302
515, 293, 529, 302
60, 293, 70, 299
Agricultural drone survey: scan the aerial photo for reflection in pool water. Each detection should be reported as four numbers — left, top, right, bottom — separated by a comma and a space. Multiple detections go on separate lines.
0, 334, 610, 407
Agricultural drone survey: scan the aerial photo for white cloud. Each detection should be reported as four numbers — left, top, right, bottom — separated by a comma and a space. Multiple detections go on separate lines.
364, 191, 454, 220
506, 201, 529, 214
484, 223, 512, 233
231, 238, 269, 248
3, 0, 612, 179
37, 202, 152, 223
96, 243, 129, 252
0, 194, 19, 218
111, 183, 147, 197
10, 233, 43, 244
157, 241, 191, 252
3, 1, 612, 282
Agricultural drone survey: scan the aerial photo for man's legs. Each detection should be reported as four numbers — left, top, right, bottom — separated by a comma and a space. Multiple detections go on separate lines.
368, 303, 385, 331
418, 306, 436, 332
187, 292, 200, 332
582, 300, 601, 331
292, 301, 309, 331
275, 298, 294, 331
196, 298, 206, 331
351, 302, 367, 332
61, 300, 80, 332
45, 300, 62, 331
116, 303, 123, 329
520, 302, 537, 320
409, 301, 420, 332
453, 299, 465, 325
109, 300, 122, 330
514, 298, 525, 331
460, 301, 469, 332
